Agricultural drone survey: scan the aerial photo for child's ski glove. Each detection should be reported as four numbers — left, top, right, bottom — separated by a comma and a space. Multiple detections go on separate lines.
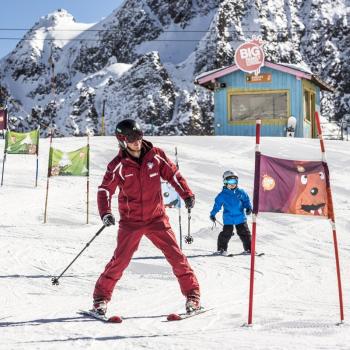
210, 215, 216, 222
245, 208, 252, 215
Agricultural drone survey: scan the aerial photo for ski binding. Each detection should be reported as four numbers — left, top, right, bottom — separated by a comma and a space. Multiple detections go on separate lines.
78, 309, 122, 323
166, 307, 212, 321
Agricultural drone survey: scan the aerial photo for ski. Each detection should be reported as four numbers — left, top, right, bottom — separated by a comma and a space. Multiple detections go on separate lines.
286, 116, 297, 137
228, 252, 265, 257
78, 309, 122, 323
166, 307, 212, 321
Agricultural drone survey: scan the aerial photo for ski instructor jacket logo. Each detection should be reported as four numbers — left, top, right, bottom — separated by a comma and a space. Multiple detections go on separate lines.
97, 140, 193, 222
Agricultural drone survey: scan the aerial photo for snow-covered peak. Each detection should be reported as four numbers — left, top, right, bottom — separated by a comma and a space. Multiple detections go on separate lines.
0, 0, 348, 136
31, 9, 94, 49
36, 8, 77, 29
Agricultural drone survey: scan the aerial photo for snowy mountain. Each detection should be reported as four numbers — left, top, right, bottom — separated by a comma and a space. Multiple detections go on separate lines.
1, 135, 350, 349
0, 1, 349, 136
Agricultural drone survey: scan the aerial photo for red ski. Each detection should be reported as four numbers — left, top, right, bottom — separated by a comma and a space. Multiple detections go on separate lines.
166, 307, 212, 321
78, 310, 122, 323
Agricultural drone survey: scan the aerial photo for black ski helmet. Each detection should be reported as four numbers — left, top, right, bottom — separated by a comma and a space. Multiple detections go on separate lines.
115, 119, 143, 149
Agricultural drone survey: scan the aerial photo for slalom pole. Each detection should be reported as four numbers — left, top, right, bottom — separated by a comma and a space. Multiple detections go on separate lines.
86, 135, 90, 224
175, 147, 183, 249
101, 99, 106, 136
1, 129, 8, 186
44, 135, 53, 223
1, 152, 6, 186
51, 225, 106, 285
315, 111, 344, 323
35, 154, 39, 187
247, 119, 262, 326
35, 126, 40, 187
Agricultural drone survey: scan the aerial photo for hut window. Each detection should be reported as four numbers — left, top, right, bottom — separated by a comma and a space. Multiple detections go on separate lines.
229, 92, 288, 121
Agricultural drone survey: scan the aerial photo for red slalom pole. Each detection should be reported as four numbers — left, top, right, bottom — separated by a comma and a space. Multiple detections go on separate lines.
247, 119, 262, 325
315, 111, 344, 323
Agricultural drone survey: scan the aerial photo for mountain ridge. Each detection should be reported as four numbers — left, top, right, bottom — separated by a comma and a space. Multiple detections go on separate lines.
0, 0, 348, 136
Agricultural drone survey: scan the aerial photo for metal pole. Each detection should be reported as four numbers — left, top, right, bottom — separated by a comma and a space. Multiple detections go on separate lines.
44, 139, 53, 223
248, 119, 261, 326
35, 127, 40, 187
43, 177, 50, 223
1, 128, 8, 186
35, 154, 39, 187
175, 146, 183, 249
86, 135, 90, 224
51, 225, 106, 285
315, 111, 344, 323
101, 99, 106, 136
1, 152, 6, 186
178, 204, 182, 250
184, 209, 193, 244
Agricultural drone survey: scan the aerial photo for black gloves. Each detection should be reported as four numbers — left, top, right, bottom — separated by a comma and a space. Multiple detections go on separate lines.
102, 213, 116, 226
245, 208, 252, 215
210, 215, 216, 222
184, 195, 195, 209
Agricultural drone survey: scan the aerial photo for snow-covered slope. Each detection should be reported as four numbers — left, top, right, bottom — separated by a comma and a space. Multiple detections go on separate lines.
0, 0, 349, 136
0, 135, 349, 349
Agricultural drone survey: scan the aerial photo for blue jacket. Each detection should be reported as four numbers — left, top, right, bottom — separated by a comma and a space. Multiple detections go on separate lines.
210, 187, 252, 225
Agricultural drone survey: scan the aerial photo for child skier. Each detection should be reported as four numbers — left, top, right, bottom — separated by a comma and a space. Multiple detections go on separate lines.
210, 170, 252, 256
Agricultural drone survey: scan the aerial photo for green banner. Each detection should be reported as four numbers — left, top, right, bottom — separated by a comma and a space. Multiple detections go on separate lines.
5, 129, 39, 154
48, 146, 89, 177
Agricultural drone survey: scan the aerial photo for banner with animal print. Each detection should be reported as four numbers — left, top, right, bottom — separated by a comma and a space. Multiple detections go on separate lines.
258, 154, 328, 217
48, 146, 89, 177
5, 129, 39, 154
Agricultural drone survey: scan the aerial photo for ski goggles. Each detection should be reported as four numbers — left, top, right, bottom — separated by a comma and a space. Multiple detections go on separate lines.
126, 133, 143, 143
225, 178, 238, 185
117, 131, 143, 143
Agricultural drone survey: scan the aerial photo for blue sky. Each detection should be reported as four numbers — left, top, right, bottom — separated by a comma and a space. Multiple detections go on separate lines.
0, 0, 124, 58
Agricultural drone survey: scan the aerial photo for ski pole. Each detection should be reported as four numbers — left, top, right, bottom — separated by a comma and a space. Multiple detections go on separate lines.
216, 219, 223, 226
184, 208, 193, 244
51, 225, 106, 286
178, 204, 183, 250
175, 147, 183, 250
211, 218, 224, 230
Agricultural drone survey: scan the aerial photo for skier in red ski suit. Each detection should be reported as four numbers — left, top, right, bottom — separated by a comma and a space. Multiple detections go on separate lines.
92, 119, 200, 315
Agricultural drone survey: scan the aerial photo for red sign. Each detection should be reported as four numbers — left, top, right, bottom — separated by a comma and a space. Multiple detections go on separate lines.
234, 37, 265, 75
0, 108, 7, 130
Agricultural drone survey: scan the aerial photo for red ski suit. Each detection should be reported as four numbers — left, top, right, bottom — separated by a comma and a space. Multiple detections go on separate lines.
93, 140, 200, 302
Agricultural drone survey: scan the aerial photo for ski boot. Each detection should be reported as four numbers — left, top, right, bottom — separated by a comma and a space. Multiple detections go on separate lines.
92, 299, 108, 316
186, 291, 201, 314
214, 249, 228, 256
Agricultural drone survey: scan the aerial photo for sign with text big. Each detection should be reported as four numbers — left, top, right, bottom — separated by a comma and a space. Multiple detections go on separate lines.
234, 37, 265, 75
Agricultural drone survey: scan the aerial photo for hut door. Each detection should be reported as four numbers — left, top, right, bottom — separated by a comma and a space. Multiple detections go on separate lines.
310, 93, 316, 137
303, 89, 316, 138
